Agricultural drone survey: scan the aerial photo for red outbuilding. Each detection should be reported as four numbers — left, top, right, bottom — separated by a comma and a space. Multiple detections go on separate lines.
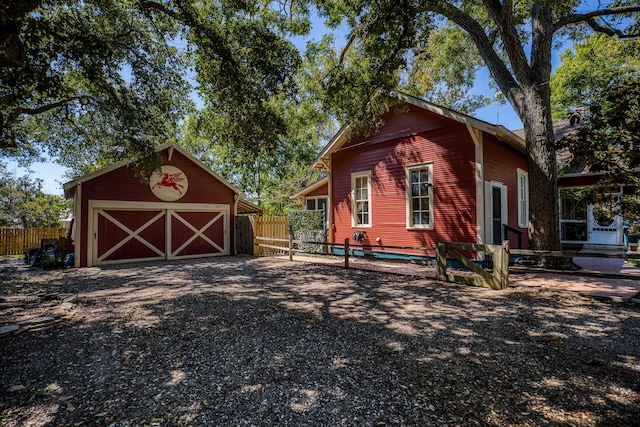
294, 92, 530, 252
64, 143, 260, 267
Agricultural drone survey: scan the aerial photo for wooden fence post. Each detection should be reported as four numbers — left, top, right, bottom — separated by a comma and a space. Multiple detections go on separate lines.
491, 244, 500, 290
500, 240, 510, 289
253, 216, 260, 256
288, 234, 293, 261
344, 238, 349, 269
491, 241, 510, 289
435, 242, 447, 281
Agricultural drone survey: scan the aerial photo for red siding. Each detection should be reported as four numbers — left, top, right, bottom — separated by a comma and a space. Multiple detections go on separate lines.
482, 136, 529, 248
331, 107, 477, 250
81, 150, 233, 204
342, 104, 455, 149
78, 148, 235, 266
306, 183, 328, 197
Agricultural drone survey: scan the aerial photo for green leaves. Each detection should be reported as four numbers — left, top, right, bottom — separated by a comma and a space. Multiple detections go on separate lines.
551, 34, 640, 120
1, 0, 192, 174
309, 0, 497, 136
0, 163, 71, 228
552, 33, 640, 220
179, 0, 305, 157
405, 24, 488, 113
179, 79, 329, 215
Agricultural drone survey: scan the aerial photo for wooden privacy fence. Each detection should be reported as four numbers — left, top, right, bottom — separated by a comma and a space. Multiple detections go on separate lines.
0, 228, 67, 256
253, 216, 290, 256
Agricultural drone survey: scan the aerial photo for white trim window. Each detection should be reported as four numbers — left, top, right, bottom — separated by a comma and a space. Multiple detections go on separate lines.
517, 168, 529, 228
406, 163, 434, 229
351, 171, 371, 227
306, 196, 328, 212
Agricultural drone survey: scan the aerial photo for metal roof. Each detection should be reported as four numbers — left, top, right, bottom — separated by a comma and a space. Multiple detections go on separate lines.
236, 198, 264, 215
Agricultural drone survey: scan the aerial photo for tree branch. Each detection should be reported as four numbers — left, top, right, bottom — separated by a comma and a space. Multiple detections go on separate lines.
553, 5, 640, 33
482, 0, 531, 86
320, 31, 356, 83
137, 0, 179, 19
529, 3, 553, 82
17, 96, 89, 116
429, 1, 525, 116
585, 17, 638, 39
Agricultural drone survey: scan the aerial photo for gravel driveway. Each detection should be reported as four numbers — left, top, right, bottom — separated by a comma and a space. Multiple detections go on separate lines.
1, 256, 639, 426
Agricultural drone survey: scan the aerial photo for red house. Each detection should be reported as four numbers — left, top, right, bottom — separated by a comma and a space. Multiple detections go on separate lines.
64, 143, 261, 267
294, 92, 530, 254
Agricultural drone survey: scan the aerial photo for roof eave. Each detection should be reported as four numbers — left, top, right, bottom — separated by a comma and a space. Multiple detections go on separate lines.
236, 198, 264, 215
311, 124, 350, 170
291, 176, 329, 199
392, 91, 526, 152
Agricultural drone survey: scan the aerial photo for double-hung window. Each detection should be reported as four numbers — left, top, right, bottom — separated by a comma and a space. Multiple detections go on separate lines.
351, 172, 371, 226
406, 163, 433, 229
517, 168, 529, 228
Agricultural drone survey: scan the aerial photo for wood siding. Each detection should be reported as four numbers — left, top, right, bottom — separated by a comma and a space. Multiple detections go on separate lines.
482, 135, 529, 248
77, 148, 235, 266
306, 182, 329, 197
331, 107, 477, 249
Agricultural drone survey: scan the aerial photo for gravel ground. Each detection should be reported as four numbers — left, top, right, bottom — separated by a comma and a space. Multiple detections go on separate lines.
1, 256, 639, 427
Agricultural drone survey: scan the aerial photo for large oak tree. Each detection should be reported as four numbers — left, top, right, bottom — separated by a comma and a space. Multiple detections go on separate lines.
309, 0, 640, 256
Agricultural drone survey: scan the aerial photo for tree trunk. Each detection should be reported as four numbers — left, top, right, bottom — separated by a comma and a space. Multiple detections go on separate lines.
521, 86, 560, 251
521, 86, 578, 269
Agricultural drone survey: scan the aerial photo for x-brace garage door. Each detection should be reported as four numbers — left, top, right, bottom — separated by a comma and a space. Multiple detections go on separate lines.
88, 201, 229, 266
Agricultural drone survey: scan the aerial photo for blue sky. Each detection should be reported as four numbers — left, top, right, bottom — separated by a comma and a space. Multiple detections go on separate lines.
8, 10, 558, 196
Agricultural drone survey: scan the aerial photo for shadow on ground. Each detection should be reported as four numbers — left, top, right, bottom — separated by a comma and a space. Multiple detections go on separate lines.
1, 256, 639, 426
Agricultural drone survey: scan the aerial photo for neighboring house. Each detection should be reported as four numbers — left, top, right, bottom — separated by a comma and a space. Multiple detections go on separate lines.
293, 91, 530, 254
527, 120, 632, 248
64, 142, 262, 267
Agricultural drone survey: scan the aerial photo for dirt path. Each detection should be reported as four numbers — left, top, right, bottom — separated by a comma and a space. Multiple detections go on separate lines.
1, 256, 639, 426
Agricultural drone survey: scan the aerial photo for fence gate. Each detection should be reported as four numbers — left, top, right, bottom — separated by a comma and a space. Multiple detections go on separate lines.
235, 216, 254, 255
435, 241, 510, 290
253, 216, 290, 255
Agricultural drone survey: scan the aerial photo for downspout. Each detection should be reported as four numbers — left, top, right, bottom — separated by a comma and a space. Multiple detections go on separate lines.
75, 183, 82, 268
233, 193, 241, 255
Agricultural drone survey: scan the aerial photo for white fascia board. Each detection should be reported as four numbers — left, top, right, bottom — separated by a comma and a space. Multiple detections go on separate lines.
311, 124, 350, 170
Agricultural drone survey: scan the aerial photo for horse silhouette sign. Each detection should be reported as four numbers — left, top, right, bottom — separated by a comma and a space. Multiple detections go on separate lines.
150, 165, 189, 201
